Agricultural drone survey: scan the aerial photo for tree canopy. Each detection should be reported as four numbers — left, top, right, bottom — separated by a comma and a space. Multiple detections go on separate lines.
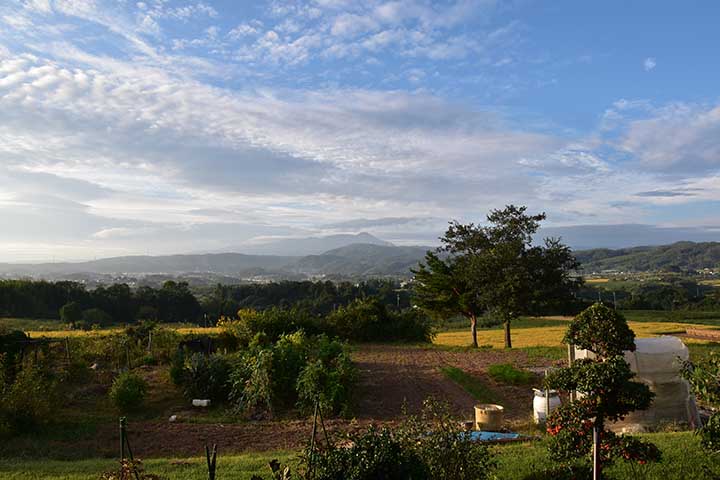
413, 205, 581, 348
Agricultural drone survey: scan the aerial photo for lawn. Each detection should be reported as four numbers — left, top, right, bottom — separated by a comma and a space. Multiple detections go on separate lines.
1, 432, 717, 479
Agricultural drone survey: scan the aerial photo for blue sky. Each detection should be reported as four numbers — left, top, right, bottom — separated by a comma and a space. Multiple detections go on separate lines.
0, 0, 719, 261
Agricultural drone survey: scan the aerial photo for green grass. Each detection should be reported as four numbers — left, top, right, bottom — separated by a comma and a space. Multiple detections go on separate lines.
487, 363, 533, 385
0, 451, 297, 480
2, 432, 717, 479
0, 317, 65, 331
621, 310, 720, 326
492, 431, 720, 479
439, 366, 499, 404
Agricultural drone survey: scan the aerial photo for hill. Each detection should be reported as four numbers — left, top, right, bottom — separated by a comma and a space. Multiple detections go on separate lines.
292, 244, 429, 277
218, 232, 393, 256
0, 243, 432, 281
575, 241, 720, 272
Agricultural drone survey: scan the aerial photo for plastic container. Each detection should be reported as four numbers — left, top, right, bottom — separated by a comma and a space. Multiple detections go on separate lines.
192, 399, 211, 407
533, 389, 561, 423
474, 404, 504, 431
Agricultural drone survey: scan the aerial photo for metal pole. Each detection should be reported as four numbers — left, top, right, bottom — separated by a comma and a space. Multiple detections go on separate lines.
593, 426, 600, 480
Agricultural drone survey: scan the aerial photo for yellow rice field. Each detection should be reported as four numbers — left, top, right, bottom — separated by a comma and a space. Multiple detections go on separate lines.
434, 321, 717, 348
26, 326, 223, 338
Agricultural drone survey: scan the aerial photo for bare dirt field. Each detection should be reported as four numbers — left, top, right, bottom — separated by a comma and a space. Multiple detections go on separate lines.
50, 344, 553, 459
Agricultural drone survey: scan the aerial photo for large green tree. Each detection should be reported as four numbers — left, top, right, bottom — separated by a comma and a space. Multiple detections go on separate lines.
413, 205, 581, 348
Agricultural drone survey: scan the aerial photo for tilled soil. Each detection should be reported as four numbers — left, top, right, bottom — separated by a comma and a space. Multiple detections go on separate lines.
42, 344, 555, 458
352, 344, 545, 421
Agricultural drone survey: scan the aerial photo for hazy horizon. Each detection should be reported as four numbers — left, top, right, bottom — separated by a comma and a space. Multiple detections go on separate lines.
1, 1, 719, 263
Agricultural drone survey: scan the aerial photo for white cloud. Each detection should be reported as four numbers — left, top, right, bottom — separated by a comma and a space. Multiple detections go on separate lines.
643, 57, 656, 71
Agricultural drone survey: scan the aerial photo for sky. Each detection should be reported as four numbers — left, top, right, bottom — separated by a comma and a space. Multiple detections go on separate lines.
1, 0, 720, 261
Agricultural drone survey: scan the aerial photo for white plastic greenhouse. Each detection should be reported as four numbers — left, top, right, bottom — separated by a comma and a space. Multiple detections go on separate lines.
575, 336, 701, 432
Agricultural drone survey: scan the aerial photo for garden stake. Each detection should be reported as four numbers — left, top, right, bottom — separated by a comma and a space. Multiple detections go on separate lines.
307, 401, 319, 480
119, 417, 140, 480
205, 443, 218, 480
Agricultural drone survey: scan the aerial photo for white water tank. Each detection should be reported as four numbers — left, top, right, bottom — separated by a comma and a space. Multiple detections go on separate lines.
533, 389, 561, 423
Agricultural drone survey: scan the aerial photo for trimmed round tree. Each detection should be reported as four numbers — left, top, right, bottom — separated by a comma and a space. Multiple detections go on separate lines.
544, 303, 661, 477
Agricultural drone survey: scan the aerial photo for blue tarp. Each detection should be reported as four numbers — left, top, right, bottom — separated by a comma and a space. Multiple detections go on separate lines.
468, 431, 523, 442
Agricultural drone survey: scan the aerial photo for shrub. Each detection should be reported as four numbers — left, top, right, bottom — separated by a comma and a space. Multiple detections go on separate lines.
240, 307, 318, 342
169, 348, 185, 386
308, 426, 427, 480
306, 399, 496, 480
81, 308, 113, 328
0, 360, 56, 436
487, 363, 533, 385
229, 334, 357, 418
681, 350, 720, 452
398, 398, 496, 480
109, 372, 148, 412
183, 353, 232, 402
230, 349, 273, 418
326, 298, 434, 342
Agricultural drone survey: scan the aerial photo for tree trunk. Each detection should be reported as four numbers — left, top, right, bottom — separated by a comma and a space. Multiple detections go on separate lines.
503, 319, 512, 349
470, 314, 478, 348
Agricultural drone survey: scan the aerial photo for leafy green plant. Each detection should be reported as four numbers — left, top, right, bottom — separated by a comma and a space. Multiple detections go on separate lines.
487, 363, 533, 385
109, 372, 148, 412
0, 359, 56, 436
398, 398, 496, 480
681, 351, 720, 452
307, 426, 426, 480
182, 353, 232, 402
304, 399, 496, 480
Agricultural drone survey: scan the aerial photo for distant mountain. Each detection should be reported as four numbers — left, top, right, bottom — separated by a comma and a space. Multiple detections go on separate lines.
221, 232, 393, 256
0, 253, 297, 277
575, 241, 720, 272
0, 242, 431, 280
292, 243, 429, 277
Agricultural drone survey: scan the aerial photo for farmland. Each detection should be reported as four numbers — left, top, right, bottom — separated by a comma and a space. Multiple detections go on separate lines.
1, 308, 719, 478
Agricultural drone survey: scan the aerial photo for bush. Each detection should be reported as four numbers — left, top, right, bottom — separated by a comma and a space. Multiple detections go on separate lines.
81, 308, 114, 329
109, 372, 148, 412
0, 360, 56, 436
297, 349, 356, 416
326, 298, 434, 342
182, 353, 232, 402
306, 399, 496, 480
229, 333, 357, 418
487, 363, 533, 385
308, 426, 427, 480
240, 307, 319, 342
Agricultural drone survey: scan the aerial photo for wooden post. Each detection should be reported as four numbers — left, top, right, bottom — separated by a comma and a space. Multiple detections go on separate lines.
544, 370, 550, 422
567, 343, 576, 402
65, 337, 71, 365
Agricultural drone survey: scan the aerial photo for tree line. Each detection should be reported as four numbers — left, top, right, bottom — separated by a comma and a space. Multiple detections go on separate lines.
0, 280, 201, 327
0, 278, 411, 327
